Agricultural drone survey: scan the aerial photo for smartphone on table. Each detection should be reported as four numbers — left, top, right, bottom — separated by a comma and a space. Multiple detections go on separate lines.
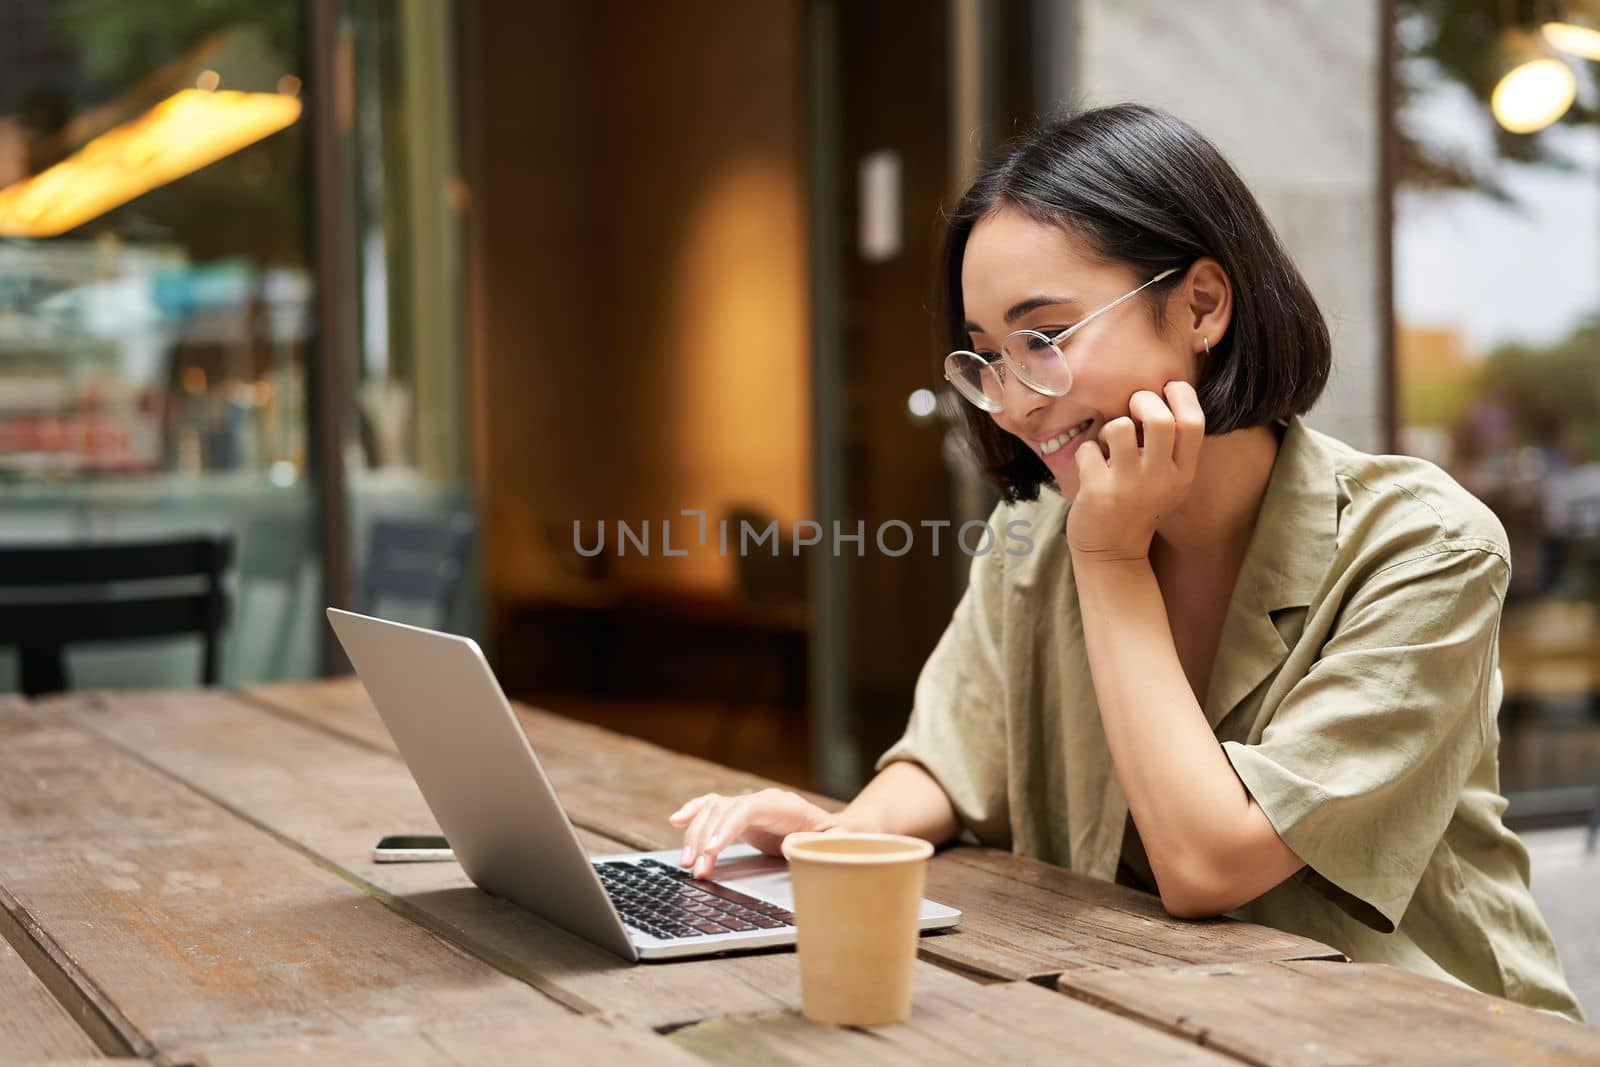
372, 834, 454, 862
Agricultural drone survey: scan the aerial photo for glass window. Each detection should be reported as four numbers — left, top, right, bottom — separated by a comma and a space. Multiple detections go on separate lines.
1394, 1, 1600, 810
342, 0, 476, 636
0, 2, 319, 686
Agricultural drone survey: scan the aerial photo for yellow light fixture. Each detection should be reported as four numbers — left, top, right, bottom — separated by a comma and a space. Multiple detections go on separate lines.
1491, 28, 1576, 133
0, 86, 301, 238
1542, 20, 1600, 58
1543, 0, 1600, 61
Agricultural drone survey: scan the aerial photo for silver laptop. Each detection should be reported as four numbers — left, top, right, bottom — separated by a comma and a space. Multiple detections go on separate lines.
326, 608, 961, 961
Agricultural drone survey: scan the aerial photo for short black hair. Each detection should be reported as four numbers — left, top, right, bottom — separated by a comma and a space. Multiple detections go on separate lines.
939, 103, 1331, 502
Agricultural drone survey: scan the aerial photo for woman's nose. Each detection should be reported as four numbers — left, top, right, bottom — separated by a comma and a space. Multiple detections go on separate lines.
1002, 365, 1051, 417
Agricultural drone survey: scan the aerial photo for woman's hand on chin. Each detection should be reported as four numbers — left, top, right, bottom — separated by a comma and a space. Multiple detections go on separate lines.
1067, 380, 1205, 564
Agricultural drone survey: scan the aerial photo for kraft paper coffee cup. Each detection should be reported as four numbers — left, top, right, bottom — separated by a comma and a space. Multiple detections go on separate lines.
780, 832, 934, 1026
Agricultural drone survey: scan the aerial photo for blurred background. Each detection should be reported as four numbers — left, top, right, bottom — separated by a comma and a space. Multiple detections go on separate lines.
0, 0, 1597, 1008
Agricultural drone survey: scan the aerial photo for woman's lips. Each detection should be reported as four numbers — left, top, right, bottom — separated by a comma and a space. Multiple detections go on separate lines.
1037, 418, 1096, 463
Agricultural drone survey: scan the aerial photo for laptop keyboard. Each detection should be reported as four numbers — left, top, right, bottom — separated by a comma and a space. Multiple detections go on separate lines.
594, 857, 795, 941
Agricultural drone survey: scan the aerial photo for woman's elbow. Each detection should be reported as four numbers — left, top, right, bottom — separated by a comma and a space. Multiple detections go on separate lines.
1154, 861, 1237, 919
1159, 886, 1228, 919
1150, 827, 1303, 919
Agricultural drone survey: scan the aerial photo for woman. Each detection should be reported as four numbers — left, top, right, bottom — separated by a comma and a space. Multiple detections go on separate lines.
669, 104, 1583, 1020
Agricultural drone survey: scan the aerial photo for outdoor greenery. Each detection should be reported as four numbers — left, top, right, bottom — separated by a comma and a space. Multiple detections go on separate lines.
1483, 317, 1600, 458
1397, 1, 1600, 464
1397, 0, 1599, 199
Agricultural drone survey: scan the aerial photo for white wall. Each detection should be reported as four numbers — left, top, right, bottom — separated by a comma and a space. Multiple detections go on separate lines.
1053, 0, 1387, 451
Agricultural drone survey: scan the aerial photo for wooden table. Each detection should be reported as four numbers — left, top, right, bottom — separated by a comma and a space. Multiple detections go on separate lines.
1, 680, 1595, 1066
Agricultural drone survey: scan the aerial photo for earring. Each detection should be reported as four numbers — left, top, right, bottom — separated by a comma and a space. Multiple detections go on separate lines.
1202, 335, 1211, 356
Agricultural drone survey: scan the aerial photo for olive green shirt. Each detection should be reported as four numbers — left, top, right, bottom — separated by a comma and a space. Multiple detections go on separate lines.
878, 416, 1584, 1021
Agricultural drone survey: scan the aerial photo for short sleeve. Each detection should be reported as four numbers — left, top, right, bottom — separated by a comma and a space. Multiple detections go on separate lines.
874, 537, 1010, 847
1222, 543, 1508, 933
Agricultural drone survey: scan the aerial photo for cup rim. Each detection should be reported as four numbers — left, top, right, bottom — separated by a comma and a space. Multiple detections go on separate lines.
780, 831, 934, 865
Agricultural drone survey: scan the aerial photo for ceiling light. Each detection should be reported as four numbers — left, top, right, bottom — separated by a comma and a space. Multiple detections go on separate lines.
0, 87, 301, 238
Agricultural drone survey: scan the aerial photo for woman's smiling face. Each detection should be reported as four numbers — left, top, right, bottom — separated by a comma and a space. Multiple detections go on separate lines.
960, 206, 1203, 500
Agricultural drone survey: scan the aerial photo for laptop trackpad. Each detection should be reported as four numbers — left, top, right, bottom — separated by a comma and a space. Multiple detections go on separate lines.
711, 849, 797, 909
704, 844, 960, 925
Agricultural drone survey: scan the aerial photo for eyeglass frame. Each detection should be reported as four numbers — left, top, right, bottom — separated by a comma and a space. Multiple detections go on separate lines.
943, 266, 1182, 413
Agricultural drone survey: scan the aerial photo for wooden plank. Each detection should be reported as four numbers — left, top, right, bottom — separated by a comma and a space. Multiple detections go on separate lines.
0, 930, 105, 1061
917, 848, 1343, 982
669, 978, 1234, 1066
0, 877, 149, 1060
0, 695, 161, 1063
194, 1015, 705, 1066
1059, 959, 1600, 1067
61, 689, 977, 1031
0, 700, 570, 1063
243, 680, 1342, 982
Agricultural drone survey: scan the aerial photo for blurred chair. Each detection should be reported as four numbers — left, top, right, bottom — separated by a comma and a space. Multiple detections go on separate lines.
235, 511, 315, 680
362, 512, 476, 629
1499, 603, 1600, 855
0, 532, 234, 697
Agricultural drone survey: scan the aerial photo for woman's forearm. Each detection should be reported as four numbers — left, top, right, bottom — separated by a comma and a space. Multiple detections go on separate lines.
835, 760, 962, 845
1071, 556, 1274, 910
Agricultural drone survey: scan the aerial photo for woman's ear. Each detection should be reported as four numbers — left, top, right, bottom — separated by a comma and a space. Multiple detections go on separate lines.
1183, 257, 1232, 360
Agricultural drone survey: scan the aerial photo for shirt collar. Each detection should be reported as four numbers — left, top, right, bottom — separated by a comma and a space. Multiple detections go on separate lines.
1202, 415, 1338, 726
1243, 415, 1339, 613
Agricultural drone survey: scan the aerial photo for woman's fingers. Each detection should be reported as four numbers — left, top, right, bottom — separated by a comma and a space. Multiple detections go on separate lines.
1164, 380, 1206, 474
673, 790, 835, 878
680, 798, 727, 868
668, 793, 714, 827
1100, 415, 1139, 468
679, 793, 763, 878
1074, 430, 1109, 486
698, 796, 756, 877
1128, 389, 1175, 467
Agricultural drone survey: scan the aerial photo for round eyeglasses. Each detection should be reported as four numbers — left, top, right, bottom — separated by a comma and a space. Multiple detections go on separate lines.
943, 267, 1180, 413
